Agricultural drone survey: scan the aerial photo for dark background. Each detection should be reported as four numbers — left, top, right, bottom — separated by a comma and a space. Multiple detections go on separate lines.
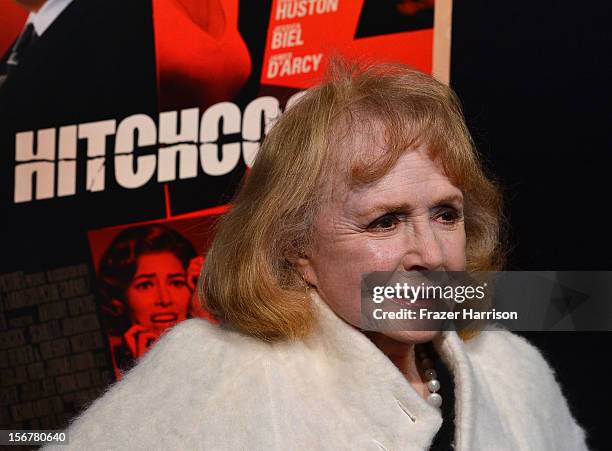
452, 2, 612, 450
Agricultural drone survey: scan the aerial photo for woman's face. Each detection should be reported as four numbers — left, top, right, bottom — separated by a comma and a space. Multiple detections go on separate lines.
298, 143, 466, 344
124, 252, 192, 331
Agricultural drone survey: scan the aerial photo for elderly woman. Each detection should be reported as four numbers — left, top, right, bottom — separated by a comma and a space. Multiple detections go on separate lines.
46, 62, 588, 450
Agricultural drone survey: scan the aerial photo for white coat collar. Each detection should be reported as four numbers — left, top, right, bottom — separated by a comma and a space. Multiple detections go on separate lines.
307, 288, 518, 450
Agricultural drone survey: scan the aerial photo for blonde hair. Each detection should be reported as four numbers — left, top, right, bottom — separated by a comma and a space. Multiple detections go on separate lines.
201, 60, 506, 342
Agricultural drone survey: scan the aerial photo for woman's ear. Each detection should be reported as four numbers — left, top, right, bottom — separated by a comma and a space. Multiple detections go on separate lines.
293, 253, 319, 288
286, 240, 319, 288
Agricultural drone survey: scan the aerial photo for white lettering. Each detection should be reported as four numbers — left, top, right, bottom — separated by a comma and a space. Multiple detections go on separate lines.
271, 23, 304, 50
114, 115, 157, 189
14, 129, 55, 203
285, 90, 306, 109
242, 97, 280, 167
275, 0, 338, 20
10, 96, 296, 202
57, 125, 77, 197
79, 120, 116, 192
268, 53, 323, 79
199, 102, 241, 176
158, 108, 199, 182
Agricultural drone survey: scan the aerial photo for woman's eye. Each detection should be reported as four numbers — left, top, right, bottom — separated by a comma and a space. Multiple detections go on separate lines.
135, 281, 153, 290
434, 208, 462, 224
170, 280, 187, 288
369, 213, 401, 231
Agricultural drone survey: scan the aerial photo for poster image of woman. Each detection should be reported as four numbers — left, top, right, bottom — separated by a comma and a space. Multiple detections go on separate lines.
95, 224, 206, 378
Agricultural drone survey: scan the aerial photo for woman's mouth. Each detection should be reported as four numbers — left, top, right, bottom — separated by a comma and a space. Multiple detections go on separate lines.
150, 312, 178, 323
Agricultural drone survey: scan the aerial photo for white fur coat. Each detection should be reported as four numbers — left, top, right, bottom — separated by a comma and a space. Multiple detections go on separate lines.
44, 290, 588, 450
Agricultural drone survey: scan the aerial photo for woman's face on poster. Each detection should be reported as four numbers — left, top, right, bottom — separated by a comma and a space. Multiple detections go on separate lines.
124, 251, 192, 331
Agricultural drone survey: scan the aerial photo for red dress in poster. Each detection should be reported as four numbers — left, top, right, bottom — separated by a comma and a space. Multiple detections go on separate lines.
153, 0, 252, 111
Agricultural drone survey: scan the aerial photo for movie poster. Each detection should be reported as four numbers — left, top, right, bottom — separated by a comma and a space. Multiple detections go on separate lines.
0, 0, 451, 430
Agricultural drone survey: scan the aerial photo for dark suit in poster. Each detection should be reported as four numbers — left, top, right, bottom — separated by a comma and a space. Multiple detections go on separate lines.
0, 0, 161, 274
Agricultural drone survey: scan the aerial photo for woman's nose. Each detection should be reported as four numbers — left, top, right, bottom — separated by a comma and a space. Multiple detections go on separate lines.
401, 219, 444, 272
156, 283, 173, 307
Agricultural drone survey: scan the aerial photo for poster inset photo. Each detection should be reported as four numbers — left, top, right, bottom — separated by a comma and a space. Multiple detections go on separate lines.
87, 212, 222, 379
